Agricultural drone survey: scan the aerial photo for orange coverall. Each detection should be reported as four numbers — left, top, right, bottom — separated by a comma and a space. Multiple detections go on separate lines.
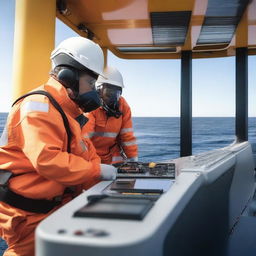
84, 96, 138, 164
0, 77, 101, 256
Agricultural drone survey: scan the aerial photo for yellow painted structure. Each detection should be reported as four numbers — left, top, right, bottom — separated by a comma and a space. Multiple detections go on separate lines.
57, 0, 256, 59
11, 0, 256, 99
12, 0, 56, 100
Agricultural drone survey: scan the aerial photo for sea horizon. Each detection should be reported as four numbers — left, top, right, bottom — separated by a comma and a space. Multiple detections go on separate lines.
2, 112, 256, 118
1, 114, 256, 162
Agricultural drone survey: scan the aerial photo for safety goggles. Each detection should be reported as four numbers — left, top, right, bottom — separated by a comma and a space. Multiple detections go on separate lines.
102, 84, 122, 101
87, 78, 97, 90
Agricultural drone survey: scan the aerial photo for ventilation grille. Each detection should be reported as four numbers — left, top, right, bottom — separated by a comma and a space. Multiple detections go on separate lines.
197, 0, 250, 45
150, 11, 191, 46
117, 46, 177, 53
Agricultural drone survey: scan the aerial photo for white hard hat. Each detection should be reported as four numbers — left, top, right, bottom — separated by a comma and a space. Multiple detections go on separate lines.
51, 37, 104, 76
96, 67, 124, 89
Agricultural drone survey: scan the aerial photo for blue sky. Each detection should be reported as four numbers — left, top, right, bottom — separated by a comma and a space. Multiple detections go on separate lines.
1, 0, 255, 117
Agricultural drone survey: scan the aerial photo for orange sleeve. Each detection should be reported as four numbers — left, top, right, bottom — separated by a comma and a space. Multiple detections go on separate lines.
16, 108, 100, 186
119, 98, 138, 158
82, 112, 96, 135
82, 138, 101, 189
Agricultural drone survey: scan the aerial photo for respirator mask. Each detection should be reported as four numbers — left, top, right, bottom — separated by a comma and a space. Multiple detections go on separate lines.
75, 89, 101, 113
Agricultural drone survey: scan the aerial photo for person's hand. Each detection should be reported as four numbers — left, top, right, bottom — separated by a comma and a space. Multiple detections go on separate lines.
100, 164, 117, 180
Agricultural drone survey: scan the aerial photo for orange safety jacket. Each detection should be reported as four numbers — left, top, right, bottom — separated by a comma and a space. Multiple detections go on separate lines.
83, 97, 138, 164
0, 77, 101, 256
0, 77, 101, 199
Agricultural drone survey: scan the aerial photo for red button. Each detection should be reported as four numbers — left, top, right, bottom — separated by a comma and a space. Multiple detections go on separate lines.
74, 230, 84, 236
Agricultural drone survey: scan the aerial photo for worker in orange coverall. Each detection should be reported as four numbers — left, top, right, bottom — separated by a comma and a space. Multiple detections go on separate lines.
0, 37, 117, 256
84, 67, 138, 165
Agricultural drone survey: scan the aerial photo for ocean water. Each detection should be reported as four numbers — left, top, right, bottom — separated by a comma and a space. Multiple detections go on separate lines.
134, 116, 256, 161
0, 113, 256, 161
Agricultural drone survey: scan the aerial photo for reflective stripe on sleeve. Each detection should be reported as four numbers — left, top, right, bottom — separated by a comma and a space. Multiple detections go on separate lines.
80, 140, 88, 152
127, 156, 138, 162
112, 156, 124, 162
121, 140, 137, 146
120, 128, 133, 134
22, 101, 49, 113
89, 132, 118, 138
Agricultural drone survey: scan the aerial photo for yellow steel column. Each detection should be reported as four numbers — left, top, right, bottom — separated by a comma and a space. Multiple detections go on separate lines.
12, 0, 56, 100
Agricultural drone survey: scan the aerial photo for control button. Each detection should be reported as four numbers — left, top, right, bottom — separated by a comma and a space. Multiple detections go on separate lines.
84, 228, 109, 237
57, 229, 66, 234
74, 230, 84, 236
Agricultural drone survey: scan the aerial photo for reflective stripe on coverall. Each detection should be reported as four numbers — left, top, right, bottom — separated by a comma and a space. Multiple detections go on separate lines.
0, 77, 101, 256
83, 96, 138, 164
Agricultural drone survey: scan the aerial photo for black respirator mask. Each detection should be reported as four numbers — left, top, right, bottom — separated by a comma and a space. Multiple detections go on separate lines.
100, 84, 122, 118
56, 66, 101, 112
75, 90, 101, 113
